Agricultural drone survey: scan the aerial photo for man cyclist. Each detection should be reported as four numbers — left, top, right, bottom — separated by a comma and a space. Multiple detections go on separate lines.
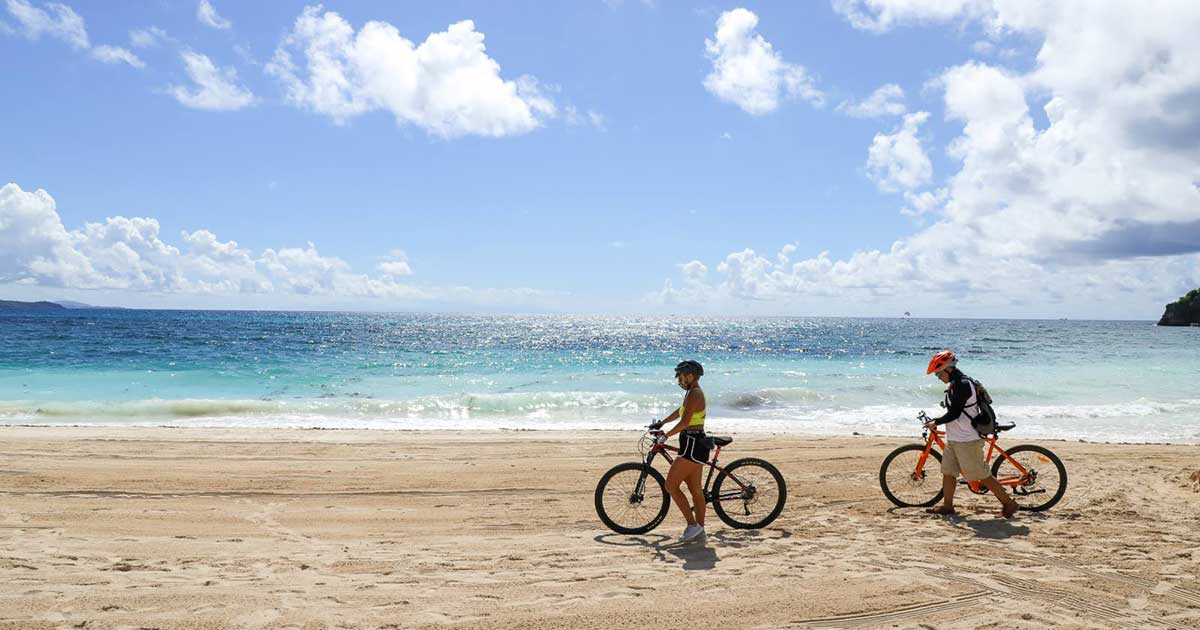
654, 360, 709, 542
924, 351, 1019, 519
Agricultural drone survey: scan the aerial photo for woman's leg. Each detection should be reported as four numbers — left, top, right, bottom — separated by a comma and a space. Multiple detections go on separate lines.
666, 459, 697, 526
681, 462, 705, 526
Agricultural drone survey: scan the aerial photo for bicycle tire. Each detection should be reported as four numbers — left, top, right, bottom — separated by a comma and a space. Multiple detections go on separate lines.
711, 457, 787, 529
879, 444, 944, 508
594, 462, 671, 535
992, 444, 1067, 512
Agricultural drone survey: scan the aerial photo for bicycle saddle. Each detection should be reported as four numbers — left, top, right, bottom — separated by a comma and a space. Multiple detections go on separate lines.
712, 436, 733, 446
995, 423, 1016, 432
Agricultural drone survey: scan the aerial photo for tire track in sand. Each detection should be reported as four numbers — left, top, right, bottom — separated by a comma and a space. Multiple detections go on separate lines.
784, 590, 991, 628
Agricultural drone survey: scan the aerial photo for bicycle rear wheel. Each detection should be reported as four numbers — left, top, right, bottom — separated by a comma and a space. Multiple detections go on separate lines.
594, 462, 670, 534
879, 444, 944, 508
711, 457, 787, 529
992, 444, 1067, 512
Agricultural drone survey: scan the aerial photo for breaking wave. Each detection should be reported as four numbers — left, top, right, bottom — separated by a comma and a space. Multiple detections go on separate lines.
3, 395, 1199, 443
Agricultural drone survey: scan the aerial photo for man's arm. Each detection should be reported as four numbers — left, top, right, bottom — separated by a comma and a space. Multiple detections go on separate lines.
930, 381, 969, 425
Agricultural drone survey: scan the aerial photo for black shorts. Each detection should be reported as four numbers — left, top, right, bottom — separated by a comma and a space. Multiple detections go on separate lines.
678, 430, 711, 464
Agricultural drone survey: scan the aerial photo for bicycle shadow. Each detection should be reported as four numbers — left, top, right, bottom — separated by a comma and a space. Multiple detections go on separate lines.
593, 528, 791, 571
592, 532, 717, 570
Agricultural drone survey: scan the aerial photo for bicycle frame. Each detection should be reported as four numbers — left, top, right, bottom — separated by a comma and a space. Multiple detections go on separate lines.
638, 434, 751, 504
914, 427, 1032, 492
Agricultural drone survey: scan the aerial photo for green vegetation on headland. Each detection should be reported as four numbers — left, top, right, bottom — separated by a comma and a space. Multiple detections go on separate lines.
0, 300, 67, 311
1157, 289, 1200, 326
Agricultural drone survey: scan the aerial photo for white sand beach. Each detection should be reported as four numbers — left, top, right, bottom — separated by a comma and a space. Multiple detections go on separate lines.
1, 427, 1198, 629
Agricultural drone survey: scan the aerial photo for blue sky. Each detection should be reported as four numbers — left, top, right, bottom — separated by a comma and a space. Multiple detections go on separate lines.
2, 1, 1198, 317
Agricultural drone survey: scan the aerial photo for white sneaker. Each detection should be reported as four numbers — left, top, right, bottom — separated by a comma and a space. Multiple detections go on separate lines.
679, 524, 705, 542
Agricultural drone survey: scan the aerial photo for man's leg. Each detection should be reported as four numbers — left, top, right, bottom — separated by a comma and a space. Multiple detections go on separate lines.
980, 476, 1019, 517
941, 474, 957, 509
931, 442, 959, 513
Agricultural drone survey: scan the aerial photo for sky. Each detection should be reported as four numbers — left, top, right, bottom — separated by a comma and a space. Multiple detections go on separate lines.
2, 0, 1198, 318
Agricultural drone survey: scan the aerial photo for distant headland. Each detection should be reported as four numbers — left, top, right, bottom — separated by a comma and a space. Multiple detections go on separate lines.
0, 300, 67, 311
0, 300, 114, 311
1157, 289, 1200, 326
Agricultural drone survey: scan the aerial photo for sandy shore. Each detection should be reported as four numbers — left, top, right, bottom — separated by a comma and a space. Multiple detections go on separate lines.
1, 427, 1198, 629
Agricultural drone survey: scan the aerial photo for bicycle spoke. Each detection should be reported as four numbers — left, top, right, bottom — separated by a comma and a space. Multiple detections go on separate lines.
728, 468, 776, 514
991, 445, 1067, 512
879, 444, 943, 508
710, 458, 786, 529
601, 468, 664, 531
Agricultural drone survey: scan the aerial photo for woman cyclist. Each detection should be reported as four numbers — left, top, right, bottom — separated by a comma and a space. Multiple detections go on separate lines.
654, 360, 709, 542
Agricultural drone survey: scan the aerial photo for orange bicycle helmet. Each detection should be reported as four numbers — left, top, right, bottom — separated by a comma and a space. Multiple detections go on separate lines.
926, 350, 956, 375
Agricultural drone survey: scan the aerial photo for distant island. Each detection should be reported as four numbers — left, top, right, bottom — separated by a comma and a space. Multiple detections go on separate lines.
1157, 289, 1200, 326
0, 300, 68, 311
0, 299, 114, 311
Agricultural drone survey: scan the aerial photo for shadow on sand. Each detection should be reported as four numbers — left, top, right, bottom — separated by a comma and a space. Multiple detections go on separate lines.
593, 527, 791, 571
962, 517, 1031, 539
889, 506, 1035, 539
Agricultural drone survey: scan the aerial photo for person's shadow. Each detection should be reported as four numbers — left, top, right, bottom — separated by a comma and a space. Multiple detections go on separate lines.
593, 528, 791, 571
663, 540, 718, 570
961, 517, 1031, 539
593, 532, 717, 570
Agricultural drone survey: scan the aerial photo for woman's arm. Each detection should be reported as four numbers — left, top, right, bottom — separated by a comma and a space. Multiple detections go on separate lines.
655, 408, 680, 435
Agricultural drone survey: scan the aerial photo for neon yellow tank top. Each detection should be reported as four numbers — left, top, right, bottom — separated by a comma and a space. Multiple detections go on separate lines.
679, 390, 706, 427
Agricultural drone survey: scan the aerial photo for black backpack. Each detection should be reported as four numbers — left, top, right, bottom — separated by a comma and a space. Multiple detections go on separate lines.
961, 377, 998, 437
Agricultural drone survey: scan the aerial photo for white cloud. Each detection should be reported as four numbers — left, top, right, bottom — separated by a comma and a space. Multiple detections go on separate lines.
377, 250, 413, 277
866, 111, 932, 192
680, 260, 708, 283
837, 83, 907, 117
901, 187, 948, 217
587, 110, 606, 131
169, 51, 256, 111
266, 6, 555, 138
91, 44, 143, 69
831, 0, 983, 33
659, 1, 1200, 317
129, 26, 167, 49
196, 0, 231, 30
703, 8, 823, 115
0, 183, 561, 309
564, 105, 606, 131
5, 0, 87, 48
5, 1, 149, 71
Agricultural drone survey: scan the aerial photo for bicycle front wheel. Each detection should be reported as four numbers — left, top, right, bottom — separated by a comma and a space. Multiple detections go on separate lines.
594, 462, 670, 534
992, 444, 1067, 512
879, 444, 944, 508
711, 457, 787, 529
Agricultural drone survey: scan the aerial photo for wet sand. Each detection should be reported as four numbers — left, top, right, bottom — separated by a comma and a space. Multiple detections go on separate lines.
1, 427, 1198, 629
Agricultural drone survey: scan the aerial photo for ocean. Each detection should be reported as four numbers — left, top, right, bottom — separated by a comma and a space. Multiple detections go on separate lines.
1, 310, 1197, 443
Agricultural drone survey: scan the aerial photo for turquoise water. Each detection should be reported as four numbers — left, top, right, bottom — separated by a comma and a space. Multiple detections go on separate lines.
1, 311, 1197, 442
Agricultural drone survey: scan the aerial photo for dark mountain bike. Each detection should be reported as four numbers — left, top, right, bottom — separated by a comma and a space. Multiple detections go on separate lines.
595, 424, 786, 535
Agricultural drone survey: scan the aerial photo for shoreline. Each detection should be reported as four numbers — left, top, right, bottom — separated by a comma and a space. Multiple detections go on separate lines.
3, 422, 1200, 447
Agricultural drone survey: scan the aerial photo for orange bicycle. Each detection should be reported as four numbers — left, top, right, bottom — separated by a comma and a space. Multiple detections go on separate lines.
879, 411, 1067, 511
